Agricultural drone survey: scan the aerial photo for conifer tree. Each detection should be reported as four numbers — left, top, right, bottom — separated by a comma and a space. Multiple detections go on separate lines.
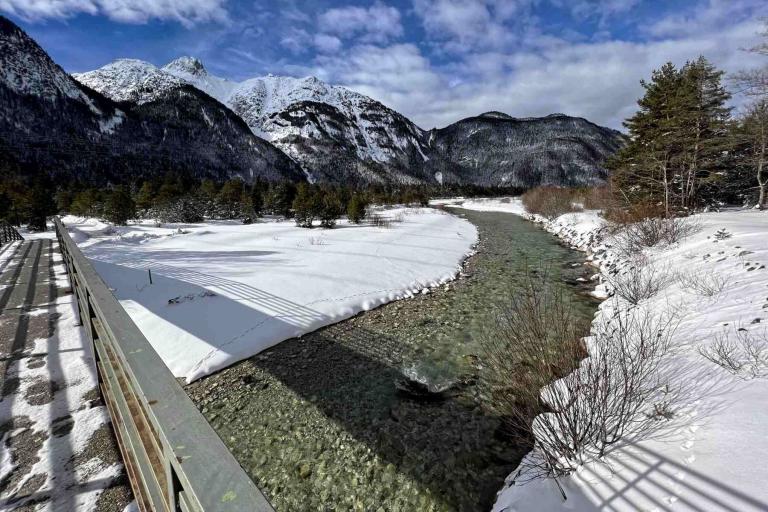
677, 57, 731, 208
265, 181, 296, 218
104, 186, 135, 225
70, 188, 103, 217
609, 62, 684, 215
216, 179, 244, 219
249, 179, 265, 218
347, 193, 368, 224
293, 183, 319, 228
609, 58, 730, 214
24, 177, 56, 231
319, 189, 343, 228
135, 181, 156, 211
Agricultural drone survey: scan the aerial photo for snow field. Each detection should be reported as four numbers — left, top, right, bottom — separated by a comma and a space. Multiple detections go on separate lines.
446, 198, 768, 512
63, 207, 477, 382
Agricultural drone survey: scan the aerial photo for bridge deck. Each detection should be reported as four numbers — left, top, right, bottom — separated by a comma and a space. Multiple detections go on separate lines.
0, 238, 131, 511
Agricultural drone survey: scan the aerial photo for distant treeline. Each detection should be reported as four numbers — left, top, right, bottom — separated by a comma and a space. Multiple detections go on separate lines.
0, 167, 525, 230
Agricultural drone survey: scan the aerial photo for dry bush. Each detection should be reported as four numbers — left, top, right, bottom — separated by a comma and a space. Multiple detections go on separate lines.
579, 187, 613, 210
677, 270, 730, 297
606, 264, 674, 305
522, 186, 613, 219
480, 272, 678, 479
521, 187, 582, 219
614, 216, 701, 256
603, 202, 665, 226
368, 213, 392, 228
699, 328, 768, 380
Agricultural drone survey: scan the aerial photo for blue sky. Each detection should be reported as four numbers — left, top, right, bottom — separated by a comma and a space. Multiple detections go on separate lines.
3, 0, 765, 129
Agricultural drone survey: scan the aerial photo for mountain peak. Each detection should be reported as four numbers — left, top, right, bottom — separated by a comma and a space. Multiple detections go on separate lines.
478, 111, 514, 120
163, 56, 206, 76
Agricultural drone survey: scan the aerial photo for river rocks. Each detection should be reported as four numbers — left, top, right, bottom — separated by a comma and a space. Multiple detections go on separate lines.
185, 210, 598, 512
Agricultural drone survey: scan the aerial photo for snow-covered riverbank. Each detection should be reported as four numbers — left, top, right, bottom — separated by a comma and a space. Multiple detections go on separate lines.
441, 197, 768, 512
63, 208, 477, 382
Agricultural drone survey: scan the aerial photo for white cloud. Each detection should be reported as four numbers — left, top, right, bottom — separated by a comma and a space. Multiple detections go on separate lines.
412, 0, 534, 52
318, 1, 764, 130
280, 27, 312, 54
318, 2, 403, 43
314, 33, 342, 53
0, 0, 228, 25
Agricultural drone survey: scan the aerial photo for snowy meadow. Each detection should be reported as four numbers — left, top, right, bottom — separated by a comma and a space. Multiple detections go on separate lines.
62, 208, 477, 382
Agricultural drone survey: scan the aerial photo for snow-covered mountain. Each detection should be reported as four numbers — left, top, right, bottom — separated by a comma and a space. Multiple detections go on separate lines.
0, 16, 303, 185
76, 57, 432, 184
3, 14, 623, 188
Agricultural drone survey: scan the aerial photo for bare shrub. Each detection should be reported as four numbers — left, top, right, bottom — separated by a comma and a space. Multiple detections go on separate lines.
661, 216, 702, 244
699, 328, 768, 379
522, 187, 581, 219
603, 202, 664, 226
606, 264, 674, 305
308, 235, 326, 246
580, 187, 612, 210
481, 272, 678, 479
677, 270, 730, 297
615, 216, 701, 256
368, 213, 391, 228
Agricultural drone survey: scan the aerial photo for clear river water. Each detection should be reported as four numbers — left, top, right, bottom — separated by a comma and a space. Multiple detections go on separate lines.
186, 209, 599, 512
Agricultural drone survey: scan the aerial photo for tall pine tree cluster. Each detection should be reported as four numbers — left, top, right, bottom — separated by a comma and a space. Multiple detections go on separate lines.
612, 21, 768, 213
609, 58, 731, 214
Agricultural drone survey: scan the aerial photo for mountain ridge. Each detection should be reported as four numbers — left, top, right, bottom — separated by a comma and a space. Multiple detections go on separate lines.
3, 14, 624, 188
0, 17, 304, 185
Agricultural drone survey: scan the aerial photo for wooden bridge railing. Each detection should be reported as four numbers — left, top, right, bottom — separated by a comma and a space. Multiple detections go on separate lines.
54, 217, 274, 512
0, 221, 23, 246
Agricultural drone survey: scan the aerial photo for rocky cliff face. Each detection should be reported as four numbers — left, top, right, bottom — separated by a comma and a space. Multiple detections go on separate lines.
0, 16, 304, 185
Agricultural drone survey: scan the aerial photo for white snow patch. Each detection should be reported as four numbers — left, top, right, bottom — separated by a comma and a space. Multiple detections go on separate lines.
62, 207, 477, 382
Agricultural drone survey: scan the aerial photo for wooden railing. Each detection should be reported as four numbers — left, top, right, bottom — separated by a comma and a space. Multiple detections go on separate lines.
0, 221, 23, 246
54, 217, 274, 512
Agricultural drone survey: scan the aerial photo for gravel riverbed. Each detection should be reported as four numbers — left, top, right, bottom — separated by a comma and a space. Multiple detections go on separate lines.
186, 209, 599, 512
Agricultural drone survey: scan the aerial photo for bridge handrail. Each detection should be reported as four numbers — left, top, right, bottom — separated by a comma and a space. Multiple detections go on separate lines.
54, 216, 274, 512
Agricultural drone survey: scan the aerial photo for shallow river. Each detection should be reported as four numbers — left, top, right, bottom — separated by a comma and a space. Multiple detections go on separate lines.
186, 209, 598, 512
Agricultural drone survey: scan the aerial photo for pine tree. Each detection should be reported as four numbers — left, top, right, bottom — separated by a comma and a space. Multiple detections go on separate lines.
609, 62, 685, 215
54, 189, 73, 214
70, 188, 103, 217
676, 57, 731, 208
249, 180, 265, 218
24, 177, 56, 231
135, 181, 156, 211
265, 181, 296, 218
293, 183, 319, 228
104, 186, 135, 225
319, 189, 343, 228
346, 193, 368, 224
216, 179, 244, 219
609, 58, 730, 214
